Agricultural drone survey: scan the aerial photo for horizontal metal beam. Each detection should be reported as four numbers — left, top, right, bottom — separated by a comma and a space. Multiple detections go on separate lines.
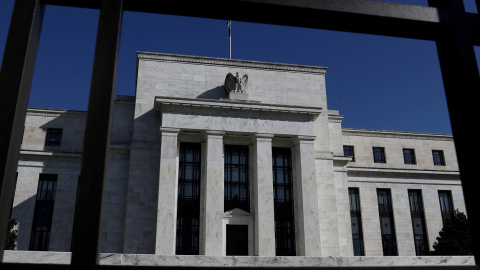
42, 0, 480, 42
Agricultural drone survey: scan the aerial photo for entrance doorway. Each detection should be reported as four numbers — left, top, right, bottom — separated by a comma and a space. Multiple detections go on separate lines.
226, 225, 248, 256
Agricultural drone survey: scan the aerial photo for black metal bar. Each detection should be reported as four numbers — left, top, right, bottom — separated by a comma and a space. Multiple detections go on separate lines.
430, 0, 480, 265
69, 0, 123, 268
40, 0, 480, 43
0, 0, 44, 260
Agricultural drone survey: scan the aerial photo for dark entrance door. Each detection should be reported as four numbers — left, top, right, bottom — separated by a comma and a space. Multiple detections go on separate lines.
226, 225, 248, 256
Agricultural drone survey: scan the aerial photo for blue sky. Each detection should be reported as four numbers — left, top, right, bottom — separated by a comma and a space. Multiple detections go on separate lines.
1, 0, 479, 134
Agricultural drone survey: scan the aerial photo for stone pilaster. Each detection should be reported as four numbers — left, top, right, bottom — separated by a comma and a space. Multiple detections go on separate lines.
200, 130, 225, 255
293, 135, 322, 256
252, 133, 276, 256
155, 127, 180, 255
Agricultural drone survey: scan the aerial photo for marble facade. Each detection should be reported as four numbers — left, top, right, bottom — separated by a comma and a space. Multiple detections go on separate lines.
8, 53, 470, 266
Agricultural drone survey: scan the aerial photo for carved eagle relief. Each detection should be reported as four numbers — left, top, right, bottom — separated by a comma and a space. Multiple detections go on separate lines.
224, 72, 248, 93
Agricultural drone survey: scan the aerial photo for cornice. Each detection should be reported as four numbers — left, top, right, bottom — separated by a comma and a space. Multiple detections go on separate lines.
155, 96, 322, 120
138, 52, 327, 74
342, 128, 454, 141
27, 108, 87, 119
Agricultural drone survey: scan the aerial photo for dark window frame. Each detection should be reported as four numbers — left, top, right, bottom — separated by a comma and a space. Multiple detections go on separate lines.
29, 174, 57, 251
176, 142, 201, 255
408, 189, 429, 255
343, 145, 355, 162
373, 147, 386, 163
272, 147, 296, 256
349, 188, 365, 256
438, 190, 454, 224
432, 150, 446, 166
224, 145, 250, 212
377, 188, 398, 256
403, 148, 416, 165
45, 128, 63, 147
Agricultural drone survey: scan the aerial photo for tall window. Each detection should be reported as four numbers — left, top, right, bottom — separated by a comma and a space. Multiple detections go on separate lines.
343, 145, 355, 162
349, 188, 365, 256
373, 147, 386, 163
272, 147, 295, 256
408, 190, 429, 255
438, 190, 454, 223
224, 145, 249, 212
45, 128, 63, 146
30, 174, 57, 251
403, 149, 416, 164
377, 189, 397, 256
432, 150, 445, 166
176, 143, 201, 255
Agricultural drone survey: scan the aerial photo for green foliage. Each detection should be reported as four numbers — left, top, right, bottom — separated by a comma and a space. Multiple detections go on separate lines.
5, 219, 18, 250
430, 210, 473, 255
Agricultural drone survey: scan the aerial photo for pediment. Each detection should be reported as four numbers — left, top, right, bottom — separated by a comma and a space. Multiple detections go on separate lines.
223, 208, 252, 218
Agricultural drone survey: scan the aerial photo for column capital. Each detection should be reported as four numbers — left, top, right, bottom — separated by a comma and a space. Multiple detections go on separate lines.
251, 133, 274, 142
159, 127, 180, 136
295, 135, 316, 143
203, 130, 225, 139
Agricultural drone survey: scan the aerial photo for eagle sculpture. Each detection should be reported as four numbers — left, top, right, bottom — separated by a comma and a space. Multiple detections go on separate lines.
224, 72, 248, 93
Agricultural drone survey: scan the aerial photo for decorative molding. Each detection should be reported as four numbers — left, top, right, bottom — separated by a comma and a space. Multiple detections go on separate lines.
342, 128, 454, 141
155, 96, 322, 121
138, 52, 327, 74
27, 108, 86, 119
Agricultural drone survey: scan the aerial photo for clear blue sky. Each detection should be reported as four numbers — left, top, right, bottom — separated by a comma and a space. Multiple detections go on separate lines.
1, 0, 479, 134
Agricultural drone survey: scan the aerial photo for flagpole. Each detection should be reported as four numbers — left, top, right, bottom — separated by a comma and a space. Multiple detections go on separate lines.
228, 20, 232, 59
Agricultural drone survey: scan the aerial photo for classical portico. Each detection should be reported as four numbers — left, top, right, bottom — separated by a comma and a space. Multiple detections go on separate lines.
154, 95, 323, 256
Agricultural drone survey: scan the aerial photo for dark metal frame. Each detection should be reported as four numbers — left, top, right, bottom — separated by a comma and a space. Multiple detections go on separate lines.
1, 0, 480, 269
45, 128, 63, 146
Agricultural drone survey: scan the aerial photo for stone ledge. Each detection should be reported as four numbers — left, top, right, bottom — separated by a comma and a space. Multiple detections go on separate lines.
155, 96, 322, 120
3, 251, 475, 267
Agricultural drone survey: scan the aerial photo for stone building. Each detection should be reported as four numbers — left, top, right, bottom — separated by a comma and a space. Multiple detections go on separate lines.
7, 52, 471, 266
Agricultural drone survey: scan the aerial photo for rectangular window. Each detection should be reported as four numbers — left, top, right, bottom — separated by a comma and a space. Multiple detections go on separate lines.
224, 145, 250, 212
373, 147, 386, 163
30, 174, 57, 251
438, 190, 454, 224
272, 147, 295, 256
343, 145, 355, 162
45, 128, 63, 146
408, 190, 429, 255
349, 188, 365, 256
176, 143, 201, 255
432, 150, 445, 166
403, 149, 416, 164
377, 189, 397, 256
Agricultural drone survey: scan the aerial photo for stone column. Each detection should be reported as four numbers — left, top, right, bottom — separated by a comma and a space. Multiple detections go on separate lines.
155, 127, 180, 255
252, 133, 276, 256
201, 130, 224, 255
293, 135, 322, 256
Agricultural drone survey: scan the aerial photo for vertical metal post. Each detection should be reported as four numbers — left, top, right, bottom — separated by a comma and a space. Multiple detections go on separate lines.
70, 0, 123, 268
0, 0, 44, 260
431, 0, 480, 264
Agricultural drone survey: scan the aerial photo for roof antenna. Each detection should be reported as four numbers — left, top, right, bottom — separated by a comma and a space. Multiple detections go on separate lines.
227, 20, 232, 59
